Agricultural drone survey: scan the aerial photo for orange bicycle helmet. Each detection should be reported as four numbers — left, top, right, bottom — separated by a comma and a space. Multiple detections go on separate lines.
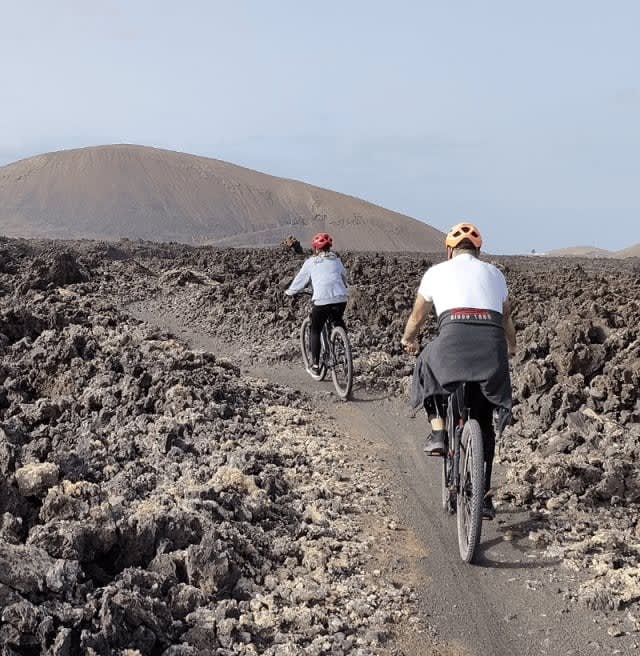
445, 222, 482, 249
311, 232, 333, 250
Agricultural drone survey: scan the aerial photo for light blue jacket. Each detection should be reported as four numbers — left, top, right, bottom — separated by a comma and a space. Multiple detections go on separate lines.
285, 253, 349, 305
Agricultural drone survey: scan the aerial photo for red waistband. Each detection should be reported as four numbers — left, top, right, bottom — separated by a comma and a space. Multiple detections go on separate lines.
449, 307, 492, 313
438, 308, 503, 328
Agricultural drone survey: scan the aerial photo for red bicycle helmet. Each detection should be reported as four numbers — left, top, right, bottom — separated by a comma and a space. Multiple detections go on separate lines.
311, 232, 333, 250
445, 222, 482, 249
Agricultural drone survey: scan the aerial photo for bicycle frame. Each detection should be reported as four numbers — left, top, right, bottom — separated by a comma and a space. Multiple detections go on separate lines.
443, 385, 471, 510
299, 301, 354, 400
299, 289, 339, 371
319, 320, 337, 370
441, 382, 488, 562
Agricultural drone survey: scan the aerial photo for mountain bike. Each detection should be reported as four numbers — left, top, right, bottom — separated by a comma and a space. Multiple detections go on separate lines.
299, 301, 353, 400
439, 383, 509, 563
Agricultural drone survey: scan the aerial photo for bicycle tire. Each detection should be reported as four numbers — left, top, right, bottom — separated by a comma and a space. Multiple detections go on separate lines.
300, 317, 326, 381
329, 326, 353, 399
457, 419, 484, 563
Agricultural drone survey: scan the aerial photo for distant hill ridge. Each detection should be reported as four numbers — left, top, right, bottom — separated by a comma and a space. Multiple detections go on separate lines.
0, 144, 445, 252
546, 244, 640, 259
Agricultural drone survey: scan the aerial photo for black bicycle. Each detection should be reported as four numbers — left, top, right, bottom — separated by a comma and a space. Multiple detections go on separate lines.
300, 305, 353, 400
439, 383, 509, 563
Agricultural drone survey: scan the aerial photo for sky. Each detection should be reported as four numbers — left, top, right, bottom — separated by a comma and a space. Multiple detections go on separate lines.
0, 0, 638, 254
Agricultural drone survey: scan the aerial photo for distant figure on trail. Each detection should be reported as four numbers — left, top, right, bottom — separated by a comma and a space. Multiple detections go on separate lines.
401, 222, 516, 519
285, 232, 349, 375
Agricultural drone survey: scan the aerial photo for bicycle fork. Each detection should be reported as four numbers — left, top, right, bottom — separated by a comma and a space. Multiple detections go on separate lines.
452, 422, 464, 493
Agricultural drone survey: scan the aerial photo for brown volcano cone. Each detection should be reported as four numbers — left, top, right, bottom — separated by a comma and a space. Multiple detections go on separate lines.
0, 144, 444, 252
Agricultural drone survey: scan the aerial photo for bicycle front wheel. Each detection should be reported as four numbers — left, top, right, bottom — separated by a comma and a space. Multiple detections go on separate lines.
457, 419, 484, 563
300, 317, 326, 381
330, 326, 353, 399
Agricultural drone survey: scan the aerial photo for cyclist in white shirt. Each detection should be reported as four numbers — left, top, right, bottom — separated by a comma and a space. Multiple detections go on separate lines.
401, 222, 516, 519
285, 232, 349, 375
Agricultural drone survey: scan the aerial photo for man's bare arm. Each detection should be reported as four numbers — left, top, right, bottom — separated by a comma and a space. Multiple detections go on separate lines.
401, 294, 433, 354
503, 298, 516, 356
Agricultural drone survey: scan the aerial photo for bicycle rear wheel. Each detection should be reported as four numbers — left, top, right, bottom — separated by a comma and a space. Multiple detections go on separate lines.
330, 326, 353, 399
457, 419, 484, 563
300, 317, 326, 381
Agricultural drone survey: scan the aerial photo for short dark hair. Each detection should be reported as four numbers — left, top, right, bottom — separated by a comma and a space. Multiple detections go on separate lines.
454, 238, 479, 252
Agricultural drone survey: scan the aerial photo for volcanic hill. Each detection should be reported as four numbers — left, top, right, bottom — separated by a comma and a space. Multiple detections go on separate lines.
0, 144, 444, 251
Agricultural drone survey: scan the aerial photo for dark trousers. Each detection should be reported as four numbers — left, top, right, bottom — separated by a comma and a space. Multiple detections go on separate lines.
426, 386, 496, 493
310, 302, 347, 365
471, 390, 496, 494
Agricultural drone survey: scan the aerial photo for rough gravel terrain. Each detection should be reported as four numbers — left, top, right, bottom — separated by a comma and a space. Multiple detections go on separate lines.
1, 236, 640, 654
0, 239, 436, 655
110, 239, 640, 616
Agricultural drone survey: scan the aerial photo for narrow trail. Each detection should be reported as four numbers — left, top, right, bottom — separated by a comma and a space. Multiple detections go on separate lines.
129, 302, 635, 656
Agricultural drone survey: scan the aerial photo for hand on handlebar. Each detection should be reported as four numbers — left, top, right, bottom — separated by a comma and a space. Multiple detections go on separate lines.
284, 288, 312, 304
401, 336, 420, 355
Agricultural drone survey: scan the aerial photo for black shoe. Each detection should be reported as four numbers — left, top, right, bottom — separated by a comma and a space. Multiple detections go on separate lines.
423, 429, 446, 456
482, 496, 496, 520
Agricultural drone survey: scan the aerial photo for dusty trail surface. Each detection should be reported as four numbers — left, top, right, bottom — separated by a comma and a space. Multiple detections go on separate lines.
130, 301, 637, 656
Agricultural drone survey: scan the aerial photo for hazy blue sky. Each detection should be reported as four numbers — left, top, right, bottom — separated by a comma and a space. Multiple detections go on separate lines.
1, 0, 638, 253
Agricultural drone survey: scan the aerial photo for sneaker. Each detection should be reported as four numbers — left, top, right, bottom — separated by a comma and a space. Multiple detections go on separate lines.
423, 429, 446, 456
482, 496, 496, 520
309, 364, 321, 376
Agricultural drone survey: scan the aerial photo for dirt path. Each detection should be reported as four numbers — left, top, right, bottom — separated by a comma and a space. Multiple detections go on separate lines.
128, 302, 636, 656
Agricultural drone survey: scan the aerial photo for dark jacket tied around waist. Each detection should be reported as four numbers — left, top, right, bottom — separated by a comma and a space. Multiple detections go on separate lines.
410, 309, 512, 412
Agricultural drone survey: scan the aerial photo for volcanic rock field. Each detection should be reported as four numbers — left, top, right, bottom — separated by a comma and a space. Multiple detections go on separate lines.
0, 236, 639, 654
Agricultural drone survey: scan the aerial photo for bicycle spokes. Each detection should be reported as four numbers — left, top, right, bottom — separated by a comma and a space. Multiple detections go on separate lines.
459, 445, 473, 533
456, 420, 484, 563
329, 326, 353, 399
299, 317, 352, 396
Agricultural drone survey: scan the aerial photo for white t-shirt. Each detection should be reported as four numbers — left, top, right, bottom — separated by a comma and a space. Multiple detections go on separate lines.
418, 253, 508, 316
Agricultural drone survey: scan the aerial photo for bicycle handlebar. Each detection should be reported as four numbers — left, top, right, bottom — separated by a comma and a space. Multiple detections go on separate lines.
285, 287, 312, 301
